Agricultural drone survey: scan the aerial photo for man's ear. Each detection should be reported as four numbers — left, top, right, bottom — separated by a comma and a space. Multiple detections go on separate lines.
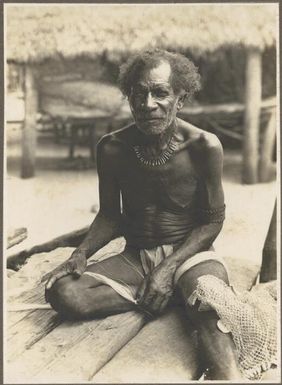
177, 92, 187, 110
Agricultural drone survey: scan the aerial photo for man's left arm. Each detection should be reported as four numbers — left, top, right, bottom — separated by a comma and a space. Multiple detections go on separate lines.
137, 134, 225, 314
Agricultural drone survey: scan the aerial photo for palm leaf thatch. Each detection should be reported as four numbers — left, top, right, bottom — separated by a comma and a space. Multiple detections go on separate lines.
6, 4, 277, 64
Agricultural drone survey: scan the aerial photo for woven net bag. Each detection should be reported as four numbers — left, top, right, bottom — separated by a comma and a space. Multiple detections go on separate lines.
191, 275, 277, 379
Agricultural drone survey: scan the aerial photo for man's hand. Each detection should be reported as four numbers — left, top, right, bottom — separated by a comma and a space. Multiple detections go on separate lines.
136, 263, 175, 316
41, 252, 87, 290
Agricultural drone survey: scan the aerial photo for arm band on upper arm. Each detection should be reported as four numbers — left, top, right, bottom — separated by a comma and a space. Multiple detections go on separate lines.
198, 204, 226, 224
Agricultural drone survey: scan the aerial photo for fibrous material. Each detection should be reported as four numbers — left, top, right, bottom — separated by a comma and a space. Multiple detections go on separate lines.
189, 275, 277, 379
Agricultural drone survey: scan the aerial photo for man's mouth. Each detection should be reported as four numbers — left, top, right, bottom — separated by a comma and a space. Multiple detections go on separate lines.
139, 117, 162, 122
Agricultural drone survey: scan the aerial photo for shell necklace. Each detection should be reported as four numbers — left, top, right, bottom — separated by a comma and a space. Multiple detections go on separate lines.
133, 134, 178, 167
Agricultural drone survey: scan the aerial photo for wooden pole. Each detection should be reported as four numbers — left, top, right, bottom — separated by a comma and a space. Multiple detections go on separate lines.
258, 107, 276, 183
7, 227, 28, 249
242, 48, 262, 184
21, 65, 38, 178
260, 200, 277, 282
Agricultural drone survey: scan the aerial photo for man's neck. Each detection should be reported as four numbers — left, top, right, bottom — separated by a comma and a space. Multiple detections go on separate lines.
140, 120, 177, 155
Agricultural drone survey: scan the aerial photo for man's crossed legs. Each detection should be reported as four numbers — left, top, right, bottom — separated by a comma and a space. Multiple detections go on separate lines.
46, 247, 242, 380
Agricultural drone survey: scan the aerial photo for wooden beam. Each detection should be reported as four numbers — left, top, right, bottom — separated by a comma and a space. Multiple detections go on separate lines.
92, 308, 201, 382
7, 227, 28, 249
260, 200, 277, 283
180, 96, 276, 117
7, 311, 145, 382
258, 108, 276, 182
209, 120, 243, 141
242, 48, 262, 184
21, 65, 38, 178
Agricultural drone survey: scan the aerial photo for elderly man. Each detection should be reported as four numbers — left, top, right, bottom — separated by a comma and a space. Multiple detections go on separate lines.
43, 49, 242, 380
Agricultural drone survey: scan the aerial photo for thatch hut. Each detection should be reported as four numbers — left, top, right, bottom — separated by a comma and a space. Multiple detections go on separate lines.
6, 4, 277, 181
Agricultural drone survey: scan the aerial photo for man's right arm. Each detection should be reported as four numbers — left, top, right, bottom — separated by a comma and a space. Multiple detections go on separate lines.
43, 135, 123, 288
73, 136, 123, 258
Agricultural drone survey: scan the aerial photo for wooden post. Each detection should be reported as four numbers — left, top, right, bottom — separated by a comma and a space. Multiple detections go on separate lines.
21, 65, 38, 178
260, 200, 277, 282
242, 48, 262, 184
258, 107, 276, 182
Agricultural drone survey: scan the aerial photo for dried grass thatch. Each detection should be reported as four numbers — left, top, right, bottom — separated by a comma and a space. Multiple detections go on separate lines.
6, 4, 277, 64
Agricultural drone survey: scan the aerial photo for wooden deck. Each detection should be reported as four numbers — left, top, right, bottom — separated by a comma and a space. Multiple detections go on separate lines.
6, 241, 279, 383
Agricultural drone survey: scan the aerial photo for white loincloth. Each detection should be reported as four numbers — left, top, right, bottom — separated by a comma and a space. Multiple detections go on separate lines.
83, 245, 228, 303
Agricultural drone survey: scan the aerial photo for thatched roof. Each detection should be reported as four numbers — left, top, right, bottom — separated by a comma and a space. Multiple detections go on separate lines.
6, 4, 277, 64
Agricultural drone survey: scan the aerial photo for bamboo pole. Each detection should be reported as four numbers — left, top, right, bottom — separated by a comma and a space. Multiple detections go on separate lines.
21, 65, 38, 178
260, 200, 277, 283
242, 48, 262, 184
258, 107, 276, 182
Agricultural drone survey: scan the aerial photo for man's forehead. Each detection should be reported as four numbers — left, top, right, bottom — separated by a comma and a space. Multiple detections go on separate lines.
135, 60, 172, 86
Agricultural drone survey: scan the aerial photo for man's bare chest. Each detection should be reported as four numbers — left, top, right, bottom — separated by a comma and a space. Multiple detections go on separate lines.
118, 150, 200, 209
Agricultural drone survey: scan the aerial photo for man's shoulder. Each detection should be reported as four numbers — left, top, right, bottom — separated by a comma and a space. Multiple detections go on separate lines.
178, 118, 223, 156
194, 132, 223, 157
97, 123, 136, 155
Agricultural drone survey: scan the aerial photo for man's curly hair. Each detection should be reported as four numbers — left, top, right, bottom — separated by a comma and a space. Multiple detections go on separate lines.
119, 49, 201, 99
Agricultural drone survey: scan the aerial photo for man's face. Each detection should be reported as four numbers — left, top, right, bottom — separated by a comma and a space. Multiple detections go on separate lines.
129, 61, 183, 136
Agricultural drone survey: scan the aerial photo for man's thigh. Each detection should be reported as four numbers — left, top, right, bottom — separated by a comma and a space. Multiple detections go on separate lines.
74, 247, 144, 290
46, 247, 145, 318
176, 259, 229, 312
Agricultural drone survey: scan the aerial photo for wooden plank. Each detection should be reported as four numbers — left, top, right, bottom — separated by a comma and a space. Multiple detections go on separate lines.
92, 308, 201, 383
7, 284, 45, 329
21, 65, 38, 179
6, 309, 35, 329
6, 311, 145, 383
7, 301, 47, 327
242, 48, 262, 184
7, 309, 61, 361
7, 279, 62, 361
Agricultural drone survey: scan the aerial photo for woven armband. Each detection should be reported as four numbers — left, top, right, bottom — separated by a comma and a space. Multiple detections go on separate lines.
198, 204, 226, 224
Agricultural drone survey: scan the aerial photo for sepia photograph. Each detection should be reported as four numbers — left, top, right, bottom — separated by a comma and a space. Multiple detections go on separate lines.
4, 2, 280, 383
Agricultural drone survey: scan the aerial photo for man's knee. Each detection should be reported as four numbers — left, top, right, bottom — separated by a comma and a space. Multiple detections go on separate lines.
179, 259, 228, 292
178, 260, 228, 321
46, 276, 88, 319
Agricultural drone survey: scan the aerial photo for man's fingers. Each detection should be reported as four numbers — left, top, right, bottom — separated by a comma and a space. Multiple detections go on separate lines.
45, 287, 50, 303
65, 261, 75, 274
156, 296, 170, 313
73, 268, 83, 278
139, 305, 155, 319
45, 270, 68, 290
143, 293, 170, 315
150, 295, 164, 311
140, 290, 156, 307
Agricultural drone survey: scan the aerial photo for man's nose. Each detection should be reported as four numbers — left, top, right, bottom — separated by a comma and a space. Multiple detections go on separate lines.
144, 92, 157, 110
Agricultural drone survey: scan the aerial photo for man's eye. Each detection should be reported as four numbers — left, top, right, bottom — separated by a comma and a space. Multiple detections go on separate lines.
154, 90, 169, 98
134, 90, 146, 99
